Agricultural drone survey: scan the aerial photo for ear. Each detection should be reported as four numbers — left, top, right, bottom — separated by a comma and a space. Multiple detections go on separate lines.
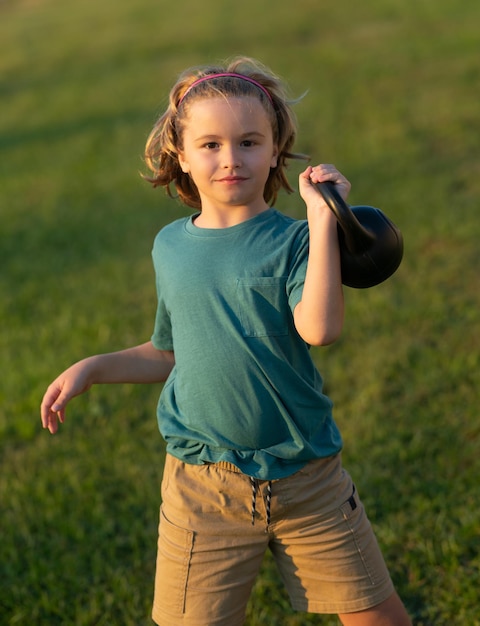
178, 152, 190, 174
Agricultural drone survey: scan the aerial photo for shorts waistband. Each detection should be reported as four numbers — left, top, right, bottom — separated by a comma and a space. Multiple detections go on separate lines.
208, 460, 243, 474
205, 461, 271, 527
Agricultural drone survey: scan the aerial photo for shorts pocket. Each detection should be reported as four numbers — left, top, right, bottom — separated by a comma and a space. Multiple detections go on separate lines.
236, 276, 289, 337
339, 487, 378, 586
155, 507, 194, 615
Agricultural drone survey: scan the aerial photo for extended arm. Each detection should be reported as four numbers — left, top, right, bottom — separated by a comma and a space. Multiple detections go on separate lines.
40, 341, 175, 434
293, 164, 350, 346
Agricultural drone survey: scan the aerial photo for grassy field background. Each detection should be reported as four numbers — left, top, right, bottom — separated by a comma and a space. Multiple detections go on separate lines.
1, 0, 479, 624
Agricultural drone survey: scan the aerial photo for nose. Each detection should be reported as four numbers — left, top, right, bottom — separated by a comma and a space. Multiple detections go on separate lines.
222, 144, 241, 169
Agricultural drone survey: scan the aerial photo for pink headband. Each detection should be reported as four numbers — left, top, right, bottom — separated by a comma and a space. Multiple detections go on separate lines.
178, 72, 273, 106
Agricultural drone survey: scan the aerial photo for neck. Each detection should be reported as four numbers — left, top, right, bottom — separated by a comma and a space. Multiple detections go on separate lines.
194, 203, 270, 229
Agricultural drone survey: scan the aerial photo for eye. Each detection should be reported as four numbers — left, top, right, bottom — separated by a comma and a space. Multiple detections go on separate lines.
241, 140, 256, 147
204, 141, 219, 150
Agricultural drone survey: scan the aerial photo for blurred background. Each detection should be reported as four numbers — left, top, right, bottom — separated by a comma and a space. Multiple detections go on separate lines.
1, 0, 479, 624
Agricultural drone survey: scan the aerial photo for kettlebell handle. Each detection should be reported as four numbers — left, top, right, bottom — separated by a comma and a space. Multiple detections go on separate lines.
315, 182, 375, 255
314, 181, 404, 288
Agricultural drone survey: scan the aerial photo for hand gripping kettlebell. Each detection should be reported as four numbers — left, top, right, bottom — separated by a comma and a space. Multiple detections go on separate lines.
315, 182, 404, 289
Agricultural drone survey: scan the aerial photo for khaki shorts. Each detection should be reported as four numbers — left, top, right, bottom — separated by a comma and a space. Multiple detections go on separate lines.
152, 453, 394, 626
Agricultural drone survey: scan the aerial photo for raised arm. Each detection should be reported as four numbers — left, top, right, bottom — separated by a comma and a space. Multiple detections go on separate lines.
294, 164, 350, 346
40, 341, 175, 434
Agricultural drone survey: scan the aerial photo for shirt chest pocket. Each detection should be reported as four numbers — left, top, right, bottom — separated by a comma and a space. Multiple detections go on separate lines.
236, 277, 290, 337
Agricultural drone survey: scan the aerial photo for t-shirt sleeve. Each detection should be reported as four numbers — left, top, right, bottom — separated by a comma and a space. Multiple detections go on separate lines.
151, 291, 173, 350
150, 237, 174, 351
286, 223, 309, 312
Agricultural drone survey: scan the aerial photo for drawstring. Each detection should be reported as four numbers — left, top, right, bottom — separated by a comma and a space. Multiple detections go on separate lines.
250, 476, 257, 525
265, 481, 272, 525
250, 477, 272, 528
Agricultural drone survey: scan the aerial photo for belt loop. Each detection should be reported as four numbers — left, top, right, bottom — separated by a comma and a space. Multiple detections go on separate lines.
348, 485, 357, 511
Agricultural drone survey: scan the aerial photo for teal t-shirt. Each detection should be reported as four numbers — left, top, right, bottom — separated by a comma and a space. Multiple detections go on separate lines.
151, 207, 342, 480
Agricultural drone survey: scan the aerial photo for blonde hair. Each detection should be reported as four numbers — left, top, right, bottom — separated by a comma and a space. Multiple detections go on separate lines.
144, 56, 308, 209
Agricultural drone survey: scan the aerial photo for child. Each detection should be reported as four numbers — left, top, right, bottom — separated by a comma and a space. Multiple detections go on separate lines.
41, 57, 411, 626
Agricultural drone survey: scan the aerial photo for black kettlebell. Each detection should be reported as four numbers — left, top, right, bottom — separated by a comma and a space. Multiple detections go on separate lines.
315, 182, 404, 289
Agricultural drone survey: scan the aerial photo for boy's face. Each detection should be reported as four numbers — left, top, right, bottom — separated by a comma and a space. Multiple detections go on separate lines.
178, 96, 278, 221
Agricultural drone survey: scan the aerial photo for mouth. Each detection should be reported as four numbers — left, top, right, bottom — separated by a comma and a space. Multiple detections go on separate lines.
218, 176, 248, 184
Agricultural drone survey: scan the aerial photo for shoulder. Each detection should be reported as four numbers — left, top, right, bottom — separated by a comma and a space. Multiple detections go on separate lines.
153, 215, 192, 249
268, 209, 307, 231
270, 209, 309, 246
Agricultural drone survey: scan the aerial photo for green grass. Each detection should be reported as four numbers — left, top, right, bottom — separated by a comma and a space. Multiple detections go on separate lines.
1, 0, 479, 624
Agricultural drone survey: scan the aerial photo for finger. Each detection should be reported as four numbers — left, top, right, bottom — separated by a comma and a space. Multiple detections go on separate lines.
309, 167, 351, 200
41, 384, 68, 431
40, 386, 59, 426
309, 165, 340, 183
40, 406, 57, 434
300, 165, 313, 179
45, 406, 66, 434
47, 414, 58, 434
